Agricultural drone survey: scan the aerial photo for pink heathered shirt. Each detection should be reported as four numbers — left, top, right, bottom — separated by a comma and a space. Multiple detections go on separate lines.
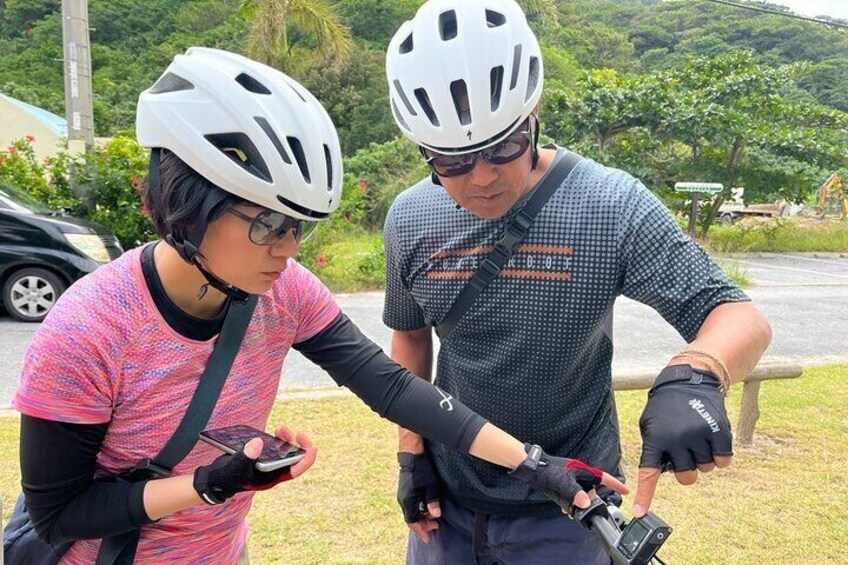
13, 244, 341, 564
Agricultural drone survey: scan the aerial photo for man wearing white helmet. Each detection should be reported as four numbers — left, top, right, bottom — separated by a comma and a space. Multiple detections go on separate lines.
384, 1, 772, 563
11, 48, 627, 564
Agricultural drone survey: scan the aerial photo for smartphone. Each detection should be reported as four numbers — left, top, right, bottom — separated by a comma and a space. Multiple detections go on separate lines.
199, 425, 306, 472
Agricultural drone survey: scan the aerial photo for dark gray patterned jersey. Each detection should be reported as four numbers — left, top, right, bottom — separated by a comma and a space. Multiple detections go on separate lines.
382, 149, 749, 517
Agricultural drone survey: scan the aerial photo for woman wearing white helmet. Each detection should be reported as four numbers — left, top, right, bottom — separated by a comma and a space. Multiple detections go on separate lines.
11, 47, 625, 565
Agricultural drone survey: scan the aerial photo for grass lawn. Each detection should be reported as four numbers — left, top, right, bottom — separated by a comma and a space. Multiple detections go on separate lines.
703, 218, 848, 253
298, 229, 385, 294
2, 364, 846, 564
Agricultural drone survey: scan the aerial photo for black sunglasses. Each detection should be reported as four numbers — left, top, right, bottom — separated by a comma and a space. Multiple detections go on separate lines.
227, 208, 318, 245
423, 118, 534, 178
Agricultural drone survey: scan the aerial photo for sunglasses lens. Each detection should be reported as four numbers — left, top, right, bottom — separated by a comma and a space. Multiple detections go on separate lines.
249, 211, 281, 245
295, 220, 319, 242
426, 129, 531, 178
484, 134, 531, 165
249, 211, 300, 245
430, 153, 475, 177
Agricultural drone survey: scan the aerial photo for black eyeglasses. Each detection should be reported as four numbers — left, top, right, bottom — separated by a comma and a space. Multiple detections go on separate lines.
423, 118, 534, 178
227, 208, 318, 245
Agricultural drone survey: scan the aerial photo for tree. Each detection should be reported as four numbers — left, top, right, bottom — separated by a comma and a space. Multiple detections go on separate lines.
555, 23, 638, 72
240, 0, 352, 74
543, 69, 653, 153
2, 0, 57, 37
798, 58, 848, 113
300, 48, 396, 154
544, 50, 848, 234
335, 0, 419, 49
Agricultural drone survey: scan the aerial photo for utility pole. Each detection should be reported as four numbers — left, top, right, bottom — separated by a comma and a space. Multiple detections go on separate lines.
61, 0, 95, 198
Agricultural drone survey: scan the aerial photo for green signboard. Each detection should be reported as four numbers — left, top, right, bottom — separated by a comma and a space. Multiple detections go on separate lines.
674, 182, 724, 194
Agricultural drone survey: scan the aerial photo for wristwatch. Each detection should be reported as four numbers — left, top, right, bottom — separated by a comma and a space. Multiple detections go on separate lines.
508, 443, 545, 481
192, 471, 225, 505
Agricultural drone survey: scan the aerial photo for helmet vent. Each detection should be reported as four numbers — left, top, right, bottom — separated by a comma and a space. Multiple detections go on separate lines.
205, 133, 272, 183
414, 88, 440, 127
235, 73, 271, 95
510, 44, 522, 90
287, 136, 311, 184
439, 10, 458, 41
287, 81, 307, 103
323, 144, 333, 191
276, 194, 330, 219
450, 80, 471, 125
486, 10, 506, 28
490, 66, 504, 112
254, 116, 291, 164
391, 99, 411, 131
525, 56, 540, 103
149, 72, 194, 94
393, 80, 417, 116
399, 33, 414, 54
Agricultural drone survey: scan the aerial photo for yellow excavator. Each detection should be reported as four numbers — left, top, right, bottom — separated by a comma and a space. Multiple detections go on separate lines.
813, 174, 847, 220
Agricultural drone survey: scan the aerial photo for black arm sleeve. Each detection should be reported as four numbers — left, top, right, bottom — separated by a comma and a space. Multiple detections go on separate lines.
20, 415, 152, 543
293, 313, 487, 453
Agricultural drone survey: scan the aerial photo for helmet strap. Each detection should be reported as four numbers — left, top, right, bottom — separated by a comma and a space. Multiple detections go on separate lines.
148, 148, 163, 204
192, 257, 250, 302
530, 113, 541, 170
148, 150, 252, 301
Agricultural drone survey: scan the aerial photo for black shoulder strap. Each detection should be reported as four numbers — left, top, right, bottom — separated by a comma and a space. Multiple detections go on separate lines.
152, 294, 258, 470
436, 151, 583, 340
95, 294, 258, 565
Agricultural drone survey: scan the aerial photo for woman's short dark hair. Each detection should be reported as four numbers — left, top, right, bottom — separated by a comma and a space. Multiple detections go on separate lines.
137, 149, 247, 241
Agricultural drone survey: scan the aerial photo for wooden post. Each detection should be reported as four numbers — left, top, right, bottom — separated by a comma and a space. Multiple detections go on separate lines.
689, 192, 699, 237
737, 380, 762, 447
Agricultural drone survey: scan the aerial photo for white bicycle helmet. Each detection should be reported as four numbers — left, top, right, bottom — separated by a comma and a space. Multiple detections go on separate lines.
386, 0, 543, 154
137, 47, 342, 221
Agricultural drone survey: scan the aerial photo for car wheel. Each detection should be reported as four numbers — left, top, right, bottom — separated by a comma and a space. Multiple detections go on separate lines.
2, 268, 66, 322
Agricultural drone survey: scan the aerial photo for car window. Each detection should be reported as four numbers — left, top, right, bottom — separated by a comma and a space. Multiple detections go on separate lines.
0, 185, 52, 214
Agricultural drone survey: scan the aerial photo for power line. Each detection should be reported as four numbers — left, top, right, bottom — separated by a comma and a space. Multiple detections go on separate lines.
700, 0, 848, 29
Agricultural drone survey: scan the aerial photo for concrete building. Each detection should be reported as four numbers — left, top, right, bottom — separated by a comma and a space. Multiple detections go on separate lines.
0, 94, 68, 163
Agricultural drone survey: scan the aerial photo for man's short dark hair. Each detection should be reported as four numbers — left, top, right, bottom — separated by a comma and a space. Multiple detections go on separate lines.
137, 149, 247, 241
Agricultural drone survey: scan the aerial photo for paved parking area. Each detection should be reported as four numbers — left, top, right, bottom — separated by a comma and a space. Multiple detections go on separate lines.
1, 253, 846, 409
724, 253, 848, 287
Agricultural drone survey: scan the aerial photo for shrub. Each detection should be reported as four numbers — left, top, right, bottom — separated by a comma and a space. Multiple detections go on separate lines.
343, 137, 429, 230
0, 137, 84, 214
82, 135, 155, 248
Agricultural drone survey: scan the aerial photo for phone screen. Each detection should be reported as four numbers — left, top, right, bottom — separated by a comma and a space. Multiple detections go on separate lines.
201, 425, 303, 464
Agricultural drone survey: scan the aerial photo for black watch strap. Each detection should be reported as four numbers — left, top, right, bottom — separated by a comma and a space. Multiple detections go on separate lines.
508, 444, 544, 481
397, 452, 420, 469
193, 472, 225, 506
651, 364, 721, 391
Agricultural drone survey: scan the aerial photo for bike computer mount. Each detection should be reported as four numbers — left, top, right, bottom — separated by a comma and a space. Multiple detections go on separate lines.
572, 498, 672, 565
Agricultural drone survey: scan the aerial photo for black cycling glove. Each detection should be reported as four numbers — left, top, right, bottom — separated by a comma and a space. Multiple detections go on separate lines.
508, 444, 604, 509
397, 452, 441, 523
193, 451, 293, 505
639, 364, 733, 472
